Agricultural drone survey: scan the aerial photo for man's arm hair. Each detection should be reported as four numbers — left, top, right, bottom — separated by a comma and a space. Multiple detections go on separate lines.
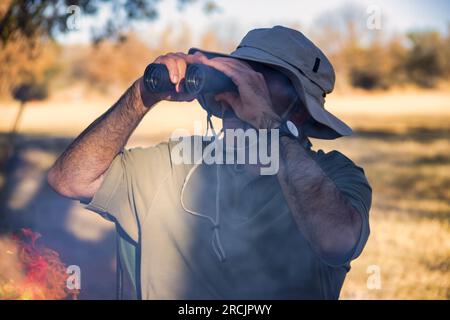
277, 136, 362, 264
47, 78, 157, 202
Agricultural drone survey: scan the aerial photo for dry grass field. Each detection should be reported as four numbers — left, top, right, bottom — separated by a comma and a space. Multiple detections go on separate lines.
0, 88, 449, 299
315, 116, 450, 299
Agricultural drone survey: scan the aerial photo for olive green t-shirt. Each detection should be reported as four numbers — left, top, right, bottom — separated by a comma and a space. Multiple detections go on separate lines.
85, 137, 371, 299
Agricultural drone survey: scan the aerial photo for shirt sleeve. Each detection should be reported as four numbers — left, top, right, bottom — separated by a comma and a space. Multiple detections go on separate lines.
314, 149, 372, 264
84, 142, 171, 243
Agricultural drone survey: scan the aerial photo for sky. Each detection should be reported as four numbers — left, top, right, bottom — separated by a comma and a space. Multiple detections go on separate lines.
60, 0, 450, 45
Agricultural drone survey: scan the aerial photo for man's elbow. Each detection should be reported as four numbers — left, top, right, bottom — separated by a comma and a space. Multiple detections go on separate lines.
47, 168, 69, 197
317, 235, 358, 266
47, 166, 100, 202
47, 167, 81, 199
317, 216, 362, 266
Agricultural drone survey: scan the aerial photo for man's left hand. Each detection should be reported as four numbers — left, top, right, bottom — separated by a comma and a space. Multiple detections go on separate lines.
202, 57, 282, 129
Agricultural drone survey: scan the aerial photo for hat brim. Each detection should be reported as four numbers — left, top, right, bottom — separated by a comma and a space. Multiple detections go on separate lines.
189, 47, 352, 139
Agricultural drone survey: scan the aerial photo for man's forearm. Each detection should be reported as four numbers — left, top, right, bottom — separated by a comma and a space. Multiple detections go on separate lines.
277, 136, 362, 262
48, 78, 157, 200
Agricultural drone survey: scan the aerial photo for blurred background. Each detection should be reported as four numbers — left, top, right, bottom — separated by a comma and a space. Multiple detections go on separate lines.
0, 0, 449, 299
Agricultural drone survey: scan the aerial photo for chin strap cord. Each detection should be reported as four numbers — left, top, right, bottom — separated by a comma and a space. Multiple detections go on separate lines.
181, 111, 226, 262
203, 112, 226, 262
206, 112, 217, 137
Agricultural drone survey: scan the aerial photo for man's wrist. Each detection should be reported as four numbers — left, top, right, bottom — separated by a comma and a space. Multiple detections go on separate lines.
136, 77, 161, 109
256, 111, 282, 129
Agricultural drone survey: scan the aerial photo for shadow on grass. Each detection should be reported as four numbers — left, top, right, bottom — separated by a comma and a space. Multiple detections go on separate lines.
374, 201, 450, 222
412, 154, 450, 165
354, 127, 450, 143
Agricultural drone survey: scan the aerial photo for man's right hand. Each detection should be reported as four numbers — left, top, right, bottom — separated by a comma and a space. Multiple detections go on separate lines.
48, 51, 209, 201
138, 51, 209, 107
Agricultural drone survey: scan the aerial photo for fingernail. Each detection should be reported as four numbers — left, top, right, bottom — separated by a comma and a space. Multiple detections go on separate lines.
173, 75, 178, 83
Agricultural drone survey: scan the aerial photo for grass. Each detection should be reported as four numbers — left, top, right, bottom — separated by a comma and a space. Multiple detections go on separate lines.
312, 121, 450, 299
312, 113, 450, 299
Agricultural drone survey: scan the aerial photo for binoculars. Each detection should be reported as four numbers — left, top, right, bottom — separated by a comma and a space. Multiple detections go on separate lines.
143, 63, 237, 96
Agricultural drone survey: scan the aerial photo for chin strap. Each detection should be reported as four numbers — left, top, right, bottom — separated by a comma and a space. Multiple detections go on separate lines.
205, 112, 217, 137
280, 94, 299, 122
286, 93, 311, 127
282, 94, 308, 124
181, 111, 227, 263
282, 94, 313, 150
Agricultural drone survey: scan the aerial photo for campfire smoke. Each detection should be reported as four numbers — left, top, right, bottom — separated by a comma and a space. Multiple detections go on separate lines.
0, 228, 72, 300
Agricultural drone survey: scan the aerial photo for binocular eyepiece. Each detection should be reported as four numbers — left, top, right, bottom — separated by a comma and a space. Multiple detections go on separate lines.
143, 63, 237, 96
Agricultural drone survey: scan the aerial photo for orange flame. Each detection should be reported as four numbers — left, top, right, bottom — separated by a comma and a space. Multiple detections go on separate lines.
0, 228, 72, 300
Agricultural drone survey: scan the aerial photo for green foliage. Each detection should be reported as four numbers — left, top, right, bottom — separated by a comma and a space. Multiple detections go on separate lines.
12, 81, 48, 102
0, 0, 158, 45
0, 1, 448, 95
0, 0, 214, 46
403, 31, 450, 88
346, 44, 391, 90
344, 31, 450, 90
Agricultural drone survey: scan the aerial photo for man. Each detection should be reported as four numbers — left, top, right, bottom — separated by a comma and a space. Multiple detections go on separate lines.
48, 26, 371, 299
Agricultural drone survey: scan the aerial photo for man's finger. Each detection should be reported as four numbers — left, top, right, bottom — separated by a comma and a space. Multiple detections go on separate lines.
202, 58, 245, 87
161, 57, 180, 84
174, 58, 187, 92
186, 51, 208, 64
214, 59, 264, 83
207, 58, 263, 87
209, 57, 254, 73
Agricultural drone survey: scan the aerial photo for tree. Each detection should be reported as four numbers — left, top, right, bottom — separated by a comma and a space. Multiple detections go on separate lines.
0, 0, 217, 171
0, 0, 217, 95
70, 32, 153, 91
0, 80, 48, 170
0, 0, 218, 45
404, 31, 448, 88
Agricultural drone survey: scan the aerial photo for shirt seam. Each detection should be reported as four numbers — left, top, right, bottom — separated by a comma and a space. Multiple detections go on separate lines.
140, 169, 172, 227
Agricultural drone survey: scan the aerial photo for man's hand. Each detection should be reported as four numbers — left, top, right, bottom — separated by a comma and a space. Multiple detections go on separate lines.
202, 57, 282, 129
48, 51, 207, 201
138, 52, 208, 107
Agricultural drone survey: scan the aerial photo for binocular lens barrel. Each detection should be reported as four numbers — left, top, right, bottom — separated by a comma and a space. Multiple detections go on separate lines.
143, 63, 236, 95
185, 64, 205, 95
143, 64, 175, 93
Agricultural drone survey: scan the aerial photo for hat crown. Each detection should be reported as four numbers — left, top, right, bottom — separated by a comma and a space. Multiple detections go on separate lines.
237, 26, 335, 93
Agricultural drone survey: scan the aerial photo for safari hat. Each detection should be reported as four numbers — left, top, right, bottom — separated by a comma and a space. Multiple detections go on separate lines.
189, 25, 352, 139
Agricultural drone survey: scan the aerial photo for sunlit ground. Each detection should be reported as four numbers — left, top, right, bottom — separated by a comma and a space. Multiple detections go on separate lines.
0, 88, 449, 299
